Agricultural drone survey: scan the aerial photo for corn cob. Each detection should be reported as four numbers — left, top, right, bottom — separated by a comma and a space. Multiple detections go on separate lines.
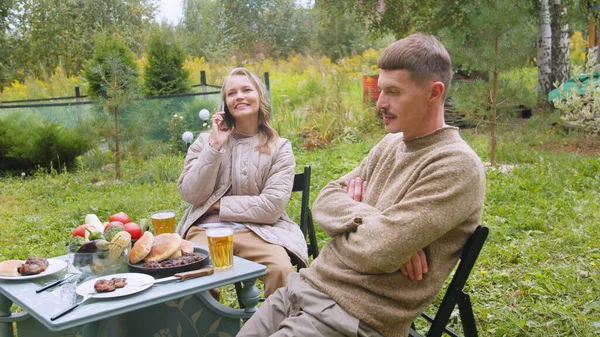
108, 231, 131, 262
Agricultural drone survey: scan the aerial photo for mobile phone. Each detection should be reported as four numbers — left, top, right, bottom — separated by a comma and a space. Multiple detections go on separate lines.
222, 101, 234, 129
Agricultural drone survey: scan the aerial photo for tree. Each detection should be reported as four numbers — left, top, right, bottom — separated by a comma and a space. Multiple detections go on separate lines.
309, 3, 374, 61
9, 0, 156, 77
0, 0, 14, 88
440, 0, 536, 166
179, 0, 237, 60
537, 0, 553, 106
180, 0, 312, 59
84, 35, 138, 98
84, 35, 139, 179
315, 0, 439, 37
222, 0, 309, 57
551, 0, 570, 87
143, 29, 191, 96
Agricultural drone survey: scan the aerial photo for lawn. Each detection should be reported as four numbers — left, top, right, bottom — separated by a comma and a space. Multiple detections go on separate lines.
1, 115, 599, 336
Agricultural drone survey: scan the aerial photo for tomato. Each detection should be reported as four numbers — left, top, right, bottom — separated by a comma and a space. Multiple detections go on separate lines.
109, 212, 131, 224
104, 221, 124, 232
124, 222, 142, 240
72, 224, 91, 238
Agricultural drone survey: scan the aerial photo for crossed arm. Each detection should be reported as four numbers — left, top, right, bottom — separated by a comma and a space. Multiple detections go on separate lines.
346, 177, 428, 281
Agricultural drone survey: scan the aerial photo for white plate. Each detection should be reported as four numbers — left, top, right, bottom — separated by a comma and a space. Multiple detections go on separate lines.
76, 272, 154, 299
0, 259, 68, 281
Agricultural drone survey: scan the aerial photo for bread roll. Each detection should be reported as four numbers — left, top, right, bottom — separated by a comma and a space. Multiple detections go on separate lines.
129, 231, 154, 264
0, 260, 25, 277
144, 233, 182, 262
167, 239, 194, 259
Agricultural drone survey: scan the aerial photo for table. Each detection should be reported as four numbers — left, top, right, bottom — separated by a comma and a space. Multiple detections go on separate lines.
0, 246, 266, 337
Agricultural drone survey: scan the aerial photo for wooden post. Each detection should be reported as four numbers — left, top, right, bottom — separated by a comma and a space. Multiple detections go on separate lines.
589, 15, 596, 48
200, 71, 207, 100
264, 72, 272, 119
75, 86, 81, 124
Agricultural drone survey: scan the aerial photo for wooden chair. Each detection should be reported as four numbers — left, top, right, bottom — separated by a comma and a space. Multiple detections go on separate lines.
235, 165, 320, 307
409, 225, 489, 337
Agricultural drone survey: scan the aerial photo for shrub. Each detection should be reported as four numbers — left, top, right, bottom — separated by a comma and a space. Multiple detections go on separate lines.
136, 140, 171, 160
151, 155, 182, 183
167, 113, 188, 154
143, 30, 191, 96
132, 154, 182, 184
0, 66, 87, 101
180, 97, 218, 131
552, 53, 600, 135
0, 117, 94, 172
78, 148, 111, 171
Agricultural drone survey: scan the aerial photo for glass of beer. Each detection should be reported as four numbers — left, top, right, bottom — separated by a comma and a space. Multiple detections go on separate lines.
206, 226, 234, 271
151, 211, 176, 235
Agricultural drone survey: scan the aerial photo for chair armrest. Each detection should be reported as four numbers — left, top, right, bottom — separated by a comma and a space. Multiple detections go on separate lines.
195, 292, 255, 320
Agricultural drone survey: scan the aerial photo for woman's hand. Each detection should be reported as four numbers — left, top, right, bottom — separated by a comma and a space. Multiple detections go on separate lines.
206, 200, 221, 214
209, 111, 234, 150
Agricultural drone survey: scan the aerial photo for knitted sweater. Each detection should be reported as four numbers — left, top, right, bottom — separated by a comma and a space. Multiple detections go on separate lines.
301, 127, 486, 337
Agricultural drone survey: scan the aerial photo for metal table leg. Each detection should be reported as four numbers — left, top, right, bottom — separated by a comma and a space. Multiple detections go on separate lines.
0, 294, 13, 337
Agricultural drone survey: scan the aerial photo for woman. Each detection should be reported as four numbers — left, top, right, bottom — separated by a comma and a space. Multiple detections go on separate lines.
176, 68, 308, 297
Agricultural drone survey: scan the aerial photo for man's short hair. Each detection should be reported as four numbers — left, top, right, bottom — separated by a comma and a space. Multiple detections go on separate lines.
377, 33, 452, 99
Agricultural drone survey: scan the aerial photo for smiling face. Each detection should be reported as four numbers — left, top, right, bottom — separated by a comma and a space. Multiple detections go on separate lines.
223, 75, 260, 126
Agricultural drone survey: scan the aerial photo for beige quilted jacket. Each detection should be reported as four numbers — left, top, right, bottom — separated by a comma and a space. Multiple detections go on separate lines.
176, 132, 308, 267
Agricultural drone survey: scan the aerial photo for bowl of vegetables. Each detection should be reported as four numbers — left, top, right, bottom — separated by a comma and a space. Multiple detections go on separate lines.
67, 230, 132, 277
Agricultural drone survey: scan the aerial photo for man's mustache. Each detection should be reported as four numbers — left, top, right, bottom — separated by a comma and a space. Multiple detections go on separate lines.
379, 109, 393, 117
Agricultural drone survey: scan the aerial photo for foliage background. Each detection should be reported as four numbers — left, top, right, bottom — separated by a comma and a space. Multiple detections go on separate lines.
0, 1, 600, 336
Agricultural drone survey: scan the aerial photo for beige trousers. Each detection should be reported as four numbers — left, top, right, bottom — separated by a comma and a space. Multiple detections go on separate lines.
186, 226, 295, 297
237, 273, 383, 337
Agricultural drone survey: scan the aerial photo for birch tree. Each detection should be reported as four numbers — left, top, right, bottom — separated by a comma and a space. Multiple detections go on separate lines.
551, 0, 570, 86
537, 0, 553, 105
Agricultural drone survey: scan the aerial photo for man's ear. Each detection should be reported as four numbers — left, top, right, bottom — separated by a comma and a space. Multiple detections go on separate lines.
429, 81, 445, 102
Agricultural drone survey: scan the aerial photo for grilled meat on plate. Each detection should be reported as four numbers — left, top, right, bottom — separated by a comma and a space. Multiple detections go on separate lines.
17, 257, 49, 275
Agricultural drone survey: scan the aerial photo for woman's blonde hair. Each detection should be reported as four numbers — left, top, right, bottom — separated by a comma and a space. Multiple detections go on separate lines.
220, 67, 278, 154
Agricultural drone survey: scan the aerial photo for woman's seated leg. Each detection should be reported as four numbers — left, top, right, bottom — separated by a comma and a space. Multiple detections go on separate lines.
186, 226, 220, 300
233, 229, 295, 297
186, 226, 210, 246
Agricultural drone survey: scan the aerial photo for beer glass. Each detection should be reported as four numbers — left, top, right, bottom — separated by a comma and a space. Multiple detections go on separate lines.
206, 226, 234, 271
151, 211, 176, 235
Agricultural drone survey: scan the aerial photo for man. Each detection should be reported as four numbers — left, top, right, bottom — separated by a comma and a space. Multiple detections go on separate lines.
237, 32, 486, 337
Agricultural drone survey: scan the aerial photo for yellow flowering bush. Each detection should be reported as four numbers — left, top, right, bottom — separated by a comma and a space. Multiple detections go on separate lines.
1, 66, 87, 101
569, 31, 587, 67
1, 51, 385, 149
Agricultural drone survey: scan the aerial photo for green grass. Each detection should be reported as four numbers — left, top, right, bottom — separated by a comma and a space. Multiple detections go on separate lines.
1, 115, 599, 336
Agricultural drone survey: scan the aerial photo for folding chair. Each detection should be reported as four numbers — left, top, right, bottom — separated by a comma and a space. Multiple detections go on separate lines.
409, 225, 489, 337
291, 165, 319, 261
235, 165, 320, 307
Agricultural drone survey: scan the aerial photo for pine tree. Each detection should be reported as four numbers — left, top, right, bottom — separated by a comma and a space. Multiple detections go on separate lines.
143, 30, 191, 96
440, 0, 536, 166
84, 35, 139, 180
84, 35, 138, 98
